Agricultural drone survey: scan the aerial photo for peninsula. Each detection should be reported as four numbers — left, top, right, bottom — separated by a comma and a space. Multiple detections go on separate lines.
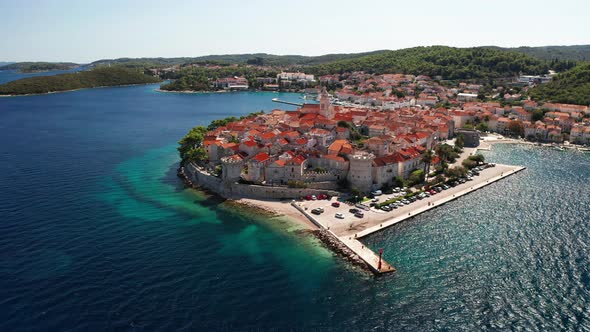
176, 53, 590, 272
0, 67, 161, 95
0, 61, 79, 73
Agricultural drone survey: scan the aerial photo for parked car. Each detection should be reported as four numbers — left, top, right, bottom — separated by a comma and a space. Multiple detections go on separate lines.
318, 194, 327, 200
434, 187, 443, 193
442, 184, 450, 190
429, 190, 437, 195
331, 202, 341, 207
381, 205, 391, 211
389, 203, 398, 209
371, 190, 382, 196
354, 212, 364, 218
311, 208, 322, 215
311, 195, 317, 200
305, 195, 312, 200
335, 213, 344, 219
349, 208, 359, 214
355, 203, 370, 211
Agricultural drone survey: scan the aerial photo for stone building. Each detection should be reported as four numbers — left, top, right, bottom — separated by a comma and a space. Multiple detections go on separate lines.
455, 129, 480, 147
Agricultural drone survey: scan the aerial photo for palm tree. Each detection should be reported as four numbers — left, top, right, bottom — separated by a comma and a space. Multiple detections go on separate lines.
421, 150, 434, 182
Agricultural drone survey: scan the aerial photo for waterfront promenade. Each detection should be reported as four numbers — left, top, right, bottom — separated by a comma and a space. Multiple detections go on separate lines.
293, 163, 526, 274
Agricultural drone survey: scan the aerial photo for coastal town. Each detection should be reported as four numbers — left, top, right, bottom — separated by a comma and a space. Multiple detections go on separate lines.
170, 68, 590, 145
192, 71, 589, 196
176, 69, 590, 273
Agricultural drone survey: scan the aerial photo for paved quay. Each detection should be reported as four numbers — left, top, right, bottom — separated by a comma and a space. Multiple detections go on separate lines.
293, 163, 526, 274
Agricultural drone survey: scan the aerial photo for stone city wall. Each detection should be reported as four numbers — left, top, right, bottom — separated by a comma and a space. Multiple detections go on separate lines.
185, 163, 339, 199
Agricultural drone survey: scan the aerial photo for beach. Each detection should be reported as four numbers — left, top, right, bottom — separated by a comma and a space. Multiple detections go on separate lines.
235, 198, 319, 230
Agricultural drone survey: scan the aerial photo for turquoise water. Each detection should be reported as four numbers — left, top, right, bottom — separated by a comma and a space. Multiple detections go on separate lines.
1, 72, 590, 330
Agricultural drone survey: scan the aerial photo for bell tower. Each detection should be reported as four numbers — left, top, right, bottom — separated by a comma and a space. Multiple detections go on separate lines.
319, 87, 333, 119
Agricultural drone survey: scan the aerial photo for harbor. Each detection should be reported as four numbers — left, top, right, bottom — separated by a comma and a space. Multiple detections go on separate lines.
292, 163, 526, 274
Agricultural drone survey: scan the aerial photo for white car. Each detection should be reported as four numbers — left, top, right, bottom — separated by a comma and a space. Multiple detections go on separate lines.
335, 213, 345, 219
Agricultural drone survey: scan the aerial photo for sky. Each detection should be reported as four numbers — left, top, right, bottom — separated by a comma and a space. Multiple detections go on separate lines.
1, 0, 589, 63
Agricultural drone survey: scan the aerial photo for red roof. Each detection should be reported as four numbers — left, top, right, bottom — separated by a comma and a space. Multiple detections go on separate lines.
373, 153, 405, 166
287, 155, 306, 165
259, 132, 276, 140
253, 152, 270, 163
243, 140, 257, 147
295, 137, 308, 145
272, 160, 286, 167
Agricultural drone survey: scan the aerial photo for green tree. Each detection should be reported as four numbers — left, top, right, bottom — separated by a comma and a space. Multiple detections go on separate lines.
435, 144, 458, 163
445, 166, 468, 179
462, 159, 477, 169
350, 187, 363, 202
420, 150, 434, 181
532, 109, 545, 122
178, 126, 207, 164
507, 120, 525, 137
455, 134, 465, 149
476, 122, 489, 132
468, 154, 485, 163
408, 169, 425, 186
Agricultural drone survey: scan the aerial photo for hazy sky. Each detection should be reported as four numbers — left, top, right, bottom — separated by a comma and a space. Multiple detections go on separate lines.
1, 0, 588, 63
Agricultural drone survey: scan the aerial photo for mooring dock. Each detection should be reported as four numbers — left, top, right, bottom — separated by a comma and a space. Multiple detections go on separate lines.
271, 98, 303, 107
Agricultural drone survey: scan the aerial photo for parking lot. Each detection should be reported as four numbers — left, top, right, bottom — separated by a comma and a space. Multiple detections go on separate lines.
295, 163, 521, 237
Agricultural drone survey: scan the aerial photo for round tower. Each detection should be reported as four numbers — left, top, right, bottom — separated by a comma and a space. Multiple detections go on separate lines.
221, 156, 244, 183
346, 152, 375, 193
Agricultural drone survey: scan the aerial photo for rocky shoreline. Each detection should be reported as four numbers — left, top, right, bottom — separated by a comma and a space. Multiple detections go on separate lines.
312, 229, 372, 272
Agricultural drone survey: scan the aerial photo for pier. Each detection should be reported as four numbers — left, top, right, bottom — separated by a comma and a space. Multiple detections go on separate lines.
293, 163, 526, 274
271, 98, 303, 107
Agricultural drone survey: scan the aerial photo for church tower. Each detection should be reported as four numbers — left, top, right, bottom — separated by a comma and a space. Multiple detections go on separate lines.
319, 87, 334, 119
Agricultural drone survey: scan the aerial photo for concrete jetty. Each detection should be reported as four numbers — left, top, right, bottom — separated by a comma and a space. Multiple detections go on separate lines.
271, 98, 303, 107
293, 163, 526, 274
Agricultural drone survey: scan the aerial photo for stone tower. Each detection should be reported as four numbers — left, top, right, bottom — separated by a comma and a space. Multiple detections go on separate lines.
319, 87, 333, 119
221, 156, 244, 183
346, 152, 375, 193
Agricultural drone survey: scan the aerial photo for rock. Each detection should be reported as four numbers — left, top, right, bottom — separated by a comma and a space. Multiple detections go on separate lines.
311, 230, 371, 272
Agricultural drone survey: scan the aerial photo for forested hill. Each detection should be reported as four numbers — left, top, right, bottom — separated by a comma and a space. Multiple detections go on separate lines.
528, 62, 590, 105
308, 46, 553, 80
488, 45, 590, 62
0, 67, 161, 95
90, 51, 389, 68
0, 62, 79, 73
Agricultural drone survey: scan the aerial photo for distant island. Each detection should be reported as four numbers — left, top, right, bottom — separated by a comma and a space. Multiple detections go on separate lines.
0, 67, 161, 95
0, 62, 79, 73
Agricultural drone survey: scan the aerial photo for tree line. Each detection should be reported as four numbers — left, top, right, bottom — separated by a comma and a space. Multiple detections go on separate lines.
0, 66, 161, 95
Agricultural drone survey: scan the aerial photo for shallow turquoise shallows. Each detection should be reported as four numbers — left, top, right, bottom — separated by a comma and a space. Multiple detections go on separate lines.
1, 71, 590, 331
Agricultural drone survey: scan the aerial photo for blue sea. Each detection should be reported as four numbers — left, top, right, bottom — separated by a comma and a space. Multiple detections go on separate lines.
1, 72, 590, 331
